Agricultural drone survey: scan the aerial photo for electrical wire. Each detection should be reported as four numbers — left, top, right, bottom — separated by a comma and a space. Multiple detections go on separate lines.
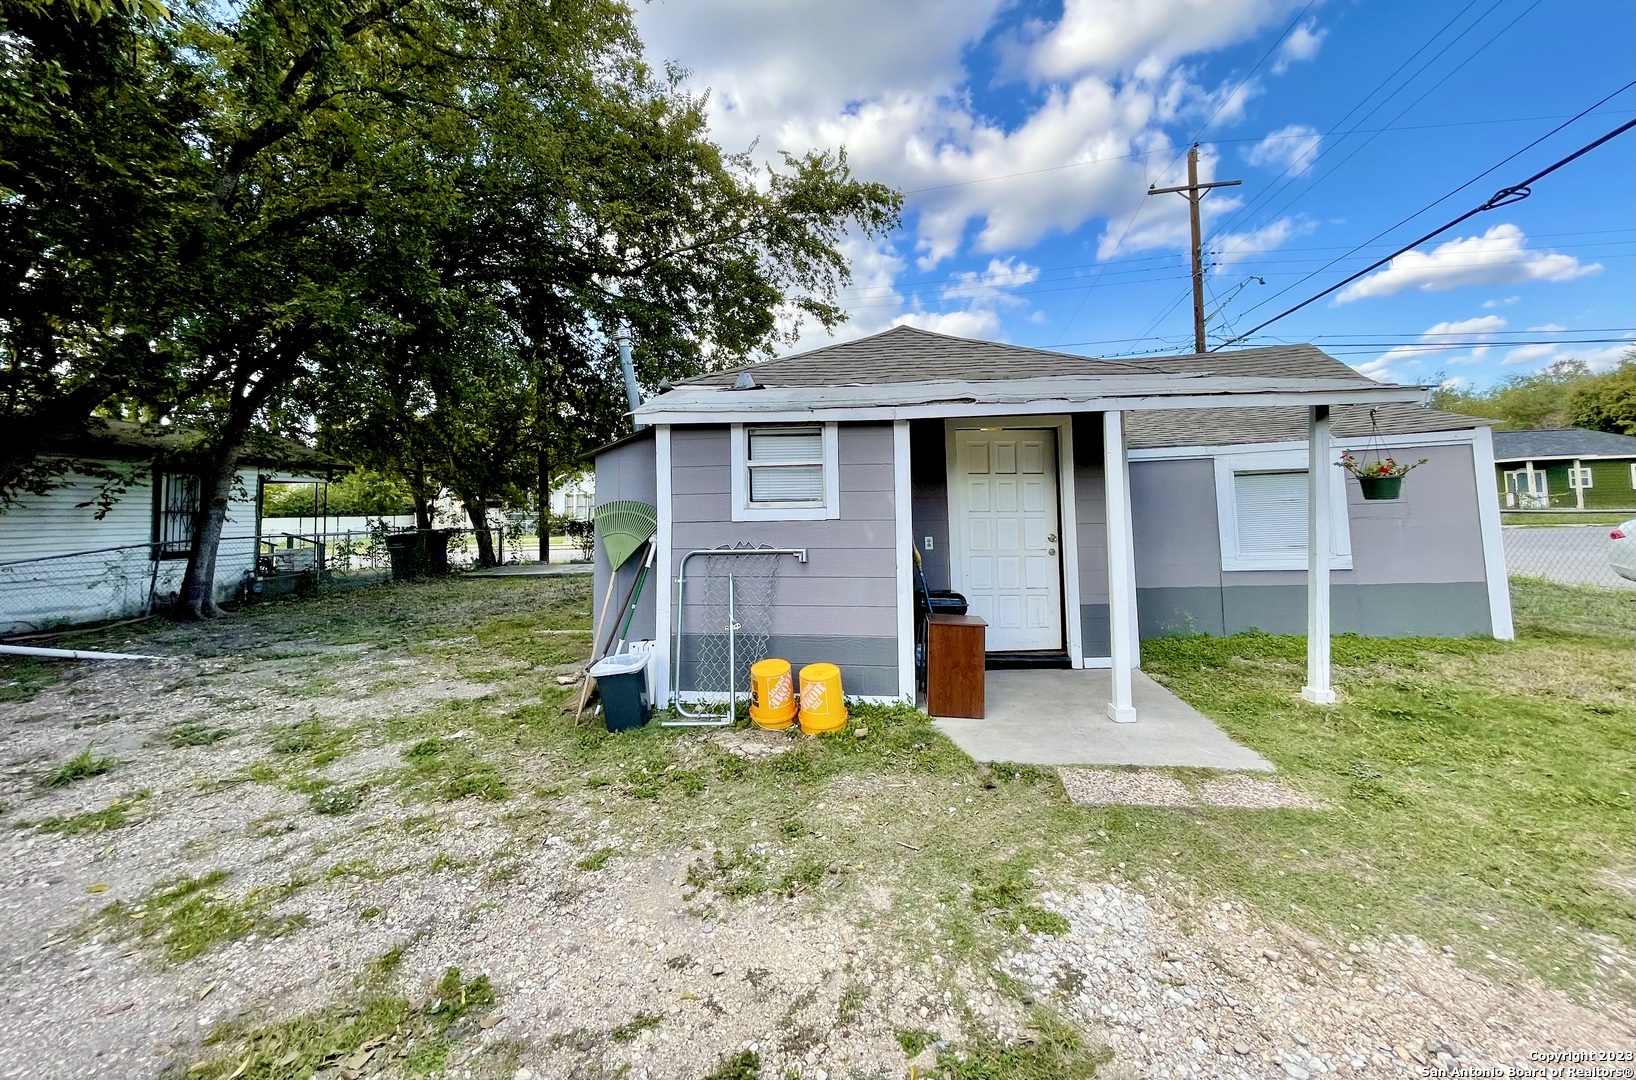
1213, 119, 1636, 349
1048, 1, 1318, 344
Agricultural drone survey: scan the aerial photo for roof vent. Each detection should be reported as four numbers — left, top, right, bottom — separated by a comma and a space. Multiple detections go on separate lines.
657, 378, 674, 394
731, 371, 764, 391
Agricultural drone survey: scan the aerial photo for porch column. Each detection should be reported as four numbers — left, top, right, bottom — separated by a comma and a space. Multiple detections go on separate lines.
1302, 405, 1336, 705
1103, 411, 1137, 723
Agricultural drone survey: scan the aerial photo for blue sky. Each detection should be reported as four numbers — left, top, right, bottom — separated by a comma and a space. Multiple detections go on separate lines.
636, 0, 1635, 386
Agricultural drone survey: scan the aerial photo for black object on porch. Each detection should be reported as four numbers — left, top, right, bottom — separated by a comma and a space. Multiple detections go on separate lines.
985, 650, 1073, 671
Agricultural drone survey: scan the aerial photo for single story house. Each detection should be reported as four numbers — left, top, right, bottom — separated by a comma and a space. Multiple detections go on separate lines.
0, 420, 342, 633
1491, 427, 1636, 510
593, 326, 1512, 722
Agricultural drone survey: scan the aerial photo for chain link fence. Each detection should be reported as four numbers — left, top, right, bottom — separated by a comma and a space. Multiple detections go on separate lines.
0, 524, 520, 636
1501, 514, 1636, 634
673, 546, 788, 719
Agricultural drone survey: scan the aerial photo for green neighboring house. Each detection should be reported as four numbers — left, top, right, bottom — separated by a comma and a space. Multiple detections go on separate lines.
1492, 427, 1636, 510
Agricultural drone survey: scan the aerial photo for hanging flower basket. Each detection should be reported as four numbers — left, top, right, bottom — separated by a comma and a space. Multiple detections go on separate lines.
1356, 475, 1403, 500
1338, 452, 1427, 501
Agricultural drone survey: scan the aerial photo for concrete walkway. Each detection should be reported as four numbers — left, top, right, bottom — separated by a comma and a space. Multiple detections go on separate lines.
932, 668, 1273, 772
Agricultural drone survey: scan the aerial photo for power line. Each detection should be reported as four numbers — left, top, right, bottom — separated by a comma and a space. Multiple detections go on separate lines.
1214, 119, 1636, 349
1206, 0, 1504, 244
1048, 1, 1316, 344
1213, 0, 1557, 258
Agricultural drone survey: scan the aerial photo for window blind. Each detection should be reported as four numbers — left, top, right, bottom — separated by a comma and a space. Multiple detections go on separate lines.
747, 426, 824, 503
1234, 470, 1307, 556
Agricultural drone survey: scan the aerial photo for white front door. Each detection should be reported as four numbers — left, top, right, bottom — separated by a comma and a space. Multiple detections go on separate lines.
953, 428, 1063, 652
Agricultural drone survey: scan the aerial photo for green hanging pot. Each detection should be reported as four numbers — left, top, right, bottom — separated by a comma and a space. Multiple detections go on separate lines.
1357, 475, 1403, 501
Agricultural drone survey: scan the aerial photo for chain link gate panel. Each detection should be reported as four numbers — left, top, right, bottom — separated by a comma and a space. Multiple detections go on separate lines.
668, 544, 798, 725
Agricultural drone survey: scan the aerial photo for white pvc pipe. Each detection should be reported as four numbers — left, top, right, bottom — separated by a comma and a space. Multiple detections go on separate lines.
0, 644, 165, 662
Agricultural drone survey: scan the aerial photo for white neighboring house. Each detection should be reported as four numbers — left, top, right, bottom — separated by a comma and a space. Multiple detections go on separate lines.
550, 471, 595, 521
0, 420, 342, 634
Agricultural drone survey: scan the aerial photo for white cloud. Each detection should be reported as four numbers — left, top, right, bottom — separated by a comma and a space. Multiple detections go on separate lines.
1481, 296, 1521, 308
1211, 215, 1316, 265
1353, 315, 1507, 380
1525, 323, 1566, 332
892, 308, 1006, 338
1334, 224, 1602, 303
1025, 0, 1306, 81
1501, 341, 1634, 371
941, 258, 1042, 305
1272, 18, 1325, 74
1243, 124, 1321, 176
637, 0, 1317, 273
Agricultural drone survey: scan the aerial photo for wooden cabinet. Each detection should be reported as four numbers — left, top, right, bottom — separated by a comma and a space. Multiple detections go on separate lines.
926, 614, 985, 718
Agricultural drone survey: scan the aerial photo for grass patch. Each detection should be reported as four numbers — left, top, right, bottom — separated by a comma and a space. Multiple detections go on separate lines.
41, 746, 116, 788
836, 981, 870, 1027
270, 717, 353, 765
394, 737, 512, 803
0, 656, 65, 703
169, 722, 234, 747
685, 847, 770, 902
1510, 576, 1636, 635
970, 857, 1070, 936
701, 1049, 761, 1080
1502, 512, 1630, 526
88, 870, 307, 962
575, 847, 616, 872
938, 1009, 1107, 1079
309, 784, 367, 816
32, 791, 149, 835
184, 963, 495, 1080
608, 1011, 661, 1043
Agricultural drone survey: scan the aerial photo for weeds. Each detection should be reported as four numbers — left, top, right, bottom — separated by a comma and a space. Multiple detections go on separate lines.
575, 847, 616, 872
185, 962, 496, 1079
938, 1009, 1107, 1079
270, 717, 353, 765
42, 746, 116, 788
608, 1012, 661, 1043
685, 847, 770, 902
701, 1049, 761, 1080
87, 870, 307, 962
169, 722, 233, 747
33, 791, 149, 835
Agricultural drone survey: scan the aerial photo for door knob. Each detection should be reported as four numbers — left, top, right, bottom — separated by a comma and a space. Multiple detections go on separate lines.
1048, 548, 1056, 556
1047, 533, 1058, 543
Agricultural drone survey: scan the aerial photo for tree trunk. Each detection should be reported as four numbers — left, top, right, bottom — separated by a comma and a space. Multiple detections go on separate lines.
412, 486, 432, 530
536, 447, 550, 563
463, 494, 496, 567
172, 442, 242, 619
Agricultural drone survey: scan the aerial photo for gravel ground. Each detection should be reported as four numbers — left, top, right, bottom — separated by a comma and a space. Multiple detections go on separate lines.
1059, 769, 1325, 810
0, 587, 1629, 1079
1004, 883, 1636, 1080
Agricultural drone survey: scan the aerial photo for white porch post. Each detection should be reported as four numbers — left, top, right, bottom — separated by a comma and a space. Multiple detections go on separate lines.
1104, 410, 1137, 723
1302, 405, 1336, 705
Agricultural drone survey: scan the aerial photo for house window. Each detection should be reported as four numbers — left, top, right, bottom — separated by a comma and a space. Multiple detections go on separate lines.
153, 472, 198, 559
1214, 452, 1351, 572
730, 422, 839, 521
1630, 463, 1636, 489
1568, 467, 1593, 490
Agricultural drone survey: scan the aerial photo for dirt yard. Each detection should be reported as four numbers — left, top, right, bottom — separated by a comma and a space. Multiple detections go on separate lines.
0, 577, 1630, 1080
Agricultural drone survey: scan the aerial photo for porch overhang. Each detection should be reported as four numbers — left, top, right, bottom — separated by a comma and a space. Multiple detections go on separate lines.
631, 373, 1428, 425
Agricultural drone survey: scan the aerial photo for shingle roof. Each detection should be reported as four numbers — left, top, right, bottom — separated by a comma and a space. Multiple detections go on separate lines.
1490, 427, 1636, 461
44, 419, 346, 471
664, 328, 1484, 443
1126, 402, 1484, 449
679, 325, 1147, 387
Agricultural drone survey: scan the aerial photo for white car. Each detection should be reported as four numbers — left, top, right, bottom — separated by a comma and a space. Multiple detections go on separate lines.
1612, 519, 1636, 583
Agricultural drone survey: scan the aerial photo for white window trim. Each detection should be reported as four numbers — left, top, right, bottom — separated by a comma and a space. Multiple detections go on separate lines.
1568, 467, 1593, 490
730, 422, 840, 521
1214, 450, 1353, 572
1630, 462, 1636, 489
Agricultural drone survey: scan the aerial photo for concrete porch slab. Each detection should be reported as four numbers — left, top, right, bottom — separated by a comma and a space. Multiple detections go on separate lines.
932, 668, 1274, 772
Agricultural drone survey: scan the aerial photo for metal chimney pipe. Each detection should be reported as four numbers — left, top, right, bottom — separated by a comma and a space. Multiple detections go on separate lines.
616, 327, 644, 431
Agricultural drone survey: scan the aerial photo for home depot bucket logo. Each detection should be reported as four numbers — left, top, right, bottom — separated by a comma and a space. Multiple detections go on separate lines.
766, 674, 792, 709
800, 678, 827, 714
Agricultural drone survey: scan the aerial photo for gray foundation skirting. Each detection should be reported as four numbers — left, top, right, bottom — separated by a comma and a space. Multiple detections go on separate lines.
676, 633, 900, 698
1132, 582, 1493, 639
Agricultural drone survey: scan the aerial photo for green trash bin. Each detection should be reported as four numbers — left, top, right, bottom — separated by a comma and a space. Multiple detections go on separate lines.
589, 651, 651, 732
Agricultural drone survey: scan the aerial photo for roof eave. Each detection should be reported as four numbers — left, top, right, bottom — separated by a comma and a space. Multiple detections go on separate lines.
634, 384, 1429, 426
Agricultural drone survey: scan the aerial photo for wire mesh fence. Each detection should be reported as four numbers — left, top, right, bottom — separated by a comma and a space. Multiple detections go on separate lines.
0, 524, 522, 636
1501, 516, 1636, 634
673, 545, 787, 718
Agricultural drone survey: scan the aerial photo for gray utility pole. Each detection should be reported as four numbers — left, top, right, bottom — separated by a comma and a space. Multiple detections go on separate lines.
1147, 144, 1240, 354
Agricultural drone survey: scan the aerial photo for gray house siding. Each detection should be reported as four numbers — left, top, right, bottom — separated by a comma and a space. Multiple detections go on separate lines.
670, 423, 901, 698
1130, 442, 1492, 639
592, 434, 658, 645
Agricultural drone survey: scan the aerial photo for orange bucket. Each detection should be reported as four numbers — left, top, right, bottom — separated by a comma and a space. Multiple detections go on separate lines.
749, 658, 797, 730
797, 662, 846, 735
